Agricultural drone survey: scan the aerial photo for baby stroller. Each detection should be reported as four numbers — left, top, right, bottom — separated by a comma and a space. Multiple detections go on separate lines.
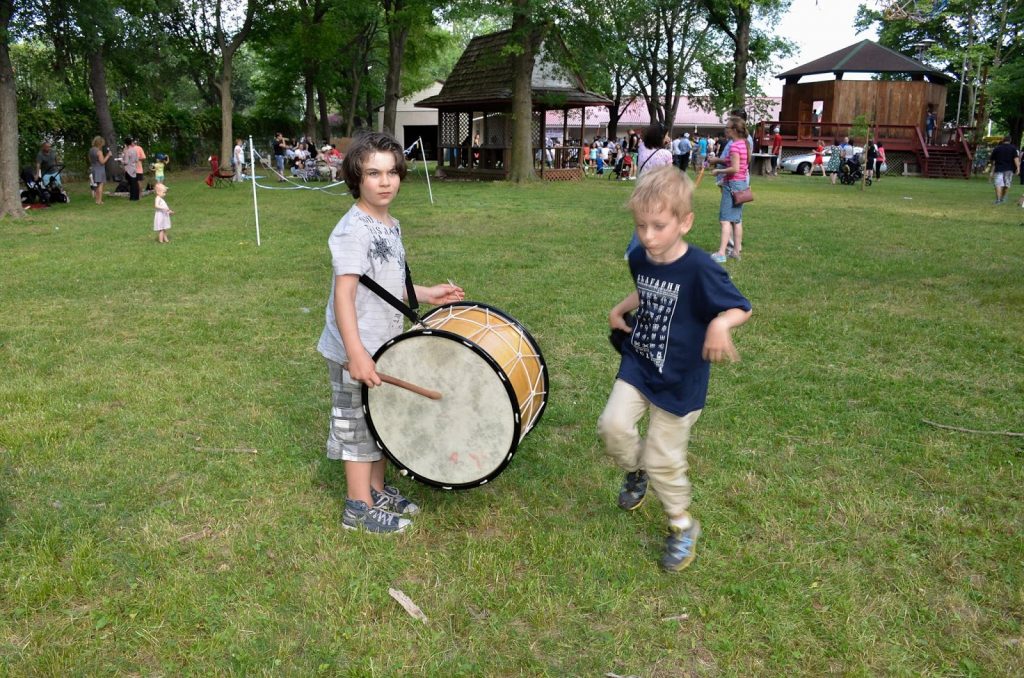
839, 154, 871, 186
20, 165, 69, 205
609, 153, 633, 181
292, 157, 319, 181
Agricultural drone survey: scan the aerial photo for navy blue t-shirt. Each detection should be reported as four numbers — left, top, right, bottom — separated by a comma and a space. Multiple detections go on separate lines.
617, 245, 751, 416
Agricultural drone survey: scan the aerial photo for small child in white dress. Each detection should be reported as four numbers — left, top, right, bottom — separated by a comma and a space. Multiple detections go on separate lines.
153, 183, 173, 243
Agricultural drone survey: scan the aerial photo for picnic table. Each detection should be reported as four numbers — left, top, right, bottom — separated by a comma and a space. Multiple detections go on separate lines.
750, 152, 776, 176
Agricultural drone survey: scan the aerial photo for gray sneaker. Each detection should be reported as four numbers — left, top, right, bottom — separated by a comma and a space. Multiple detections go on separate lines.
342, 499, 411, 534
372, 485, 421, 516
661, 520, 701, 572
617, 470, 648, 511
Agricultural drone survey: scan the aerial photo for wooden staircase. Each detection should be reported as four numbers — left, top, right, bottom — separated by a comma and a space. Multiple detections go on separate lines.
921, 146, 971, 179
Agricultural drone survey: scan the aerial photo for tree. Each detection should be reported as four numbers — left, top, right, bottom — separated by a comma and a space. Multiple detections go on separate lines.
701, 0, 792, 113
628, 0, 711, 130
855, 0, 1022, 141
159, 0, 260, 162
508, 0, 546, 182
0, 0, 24, 218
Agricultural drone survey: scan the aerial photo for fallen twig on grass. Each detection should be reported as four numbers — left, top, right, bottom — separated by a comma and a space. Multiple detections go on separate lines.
921, 420, 1024, 438
388, 588, 428, 623
192, 446, 259, 454
660, 613, 690, 622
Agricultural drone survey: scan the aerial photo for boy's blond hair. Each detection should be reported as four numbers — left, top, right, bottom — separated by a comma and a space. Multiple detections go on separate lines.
626, 165, 693, 222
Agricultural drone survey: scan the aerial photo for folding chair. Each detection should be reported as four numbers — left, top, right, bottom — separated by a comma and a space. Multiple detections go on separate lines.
205, 155, 236, 187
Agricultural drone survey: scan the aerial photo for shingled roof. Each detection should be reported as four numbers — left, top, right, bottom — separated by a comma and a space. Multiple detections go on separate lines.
777, 39, 951, 84
416, 30, 612, 109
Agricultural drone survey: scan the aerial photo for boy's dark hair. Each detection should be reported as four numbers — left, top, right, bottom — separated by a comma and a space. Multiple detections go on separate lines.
342, 131, 407, 199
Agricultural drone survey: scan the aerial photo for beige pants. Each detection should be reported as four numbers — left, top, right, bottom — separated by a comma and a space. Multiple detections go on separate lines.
598, 379, 702, 518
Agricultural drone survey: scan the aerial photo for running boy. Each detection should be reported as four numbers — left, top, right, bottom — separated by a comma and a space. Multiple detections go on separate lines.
317, 131, 463, 534
598, 165, 752, 571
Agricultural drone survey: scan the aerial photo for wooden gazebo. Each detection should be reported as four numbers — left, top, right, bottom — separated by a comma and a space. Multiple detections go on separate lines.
764, 40, 968, 178
416, 30, 612, 180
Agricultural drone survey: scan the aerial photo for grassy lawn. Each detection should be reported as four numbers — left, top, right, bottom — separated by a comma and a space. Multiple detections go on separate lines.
1, 166, 1022, 676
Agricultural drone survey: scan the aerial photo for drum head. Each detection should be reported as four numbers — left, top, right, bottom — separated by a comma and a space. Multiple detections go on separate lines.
364, 330, 521, 489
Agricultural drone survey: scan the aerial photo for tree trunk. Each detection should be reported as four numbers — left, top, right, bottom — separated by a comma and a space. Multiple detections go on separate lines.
382, 17, 409, 135
509, 4, 540, 183
318, 86, 330, 141
87, 49, 119, 180
303, 71, 317, 140
732, 7, 751, 112
217, 56, 234, 165
0, 0, 24, 219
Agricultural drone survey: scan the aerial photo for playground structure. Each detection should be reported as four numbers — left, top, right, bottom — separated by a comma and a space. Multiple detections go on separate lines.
761, 39, 972, 179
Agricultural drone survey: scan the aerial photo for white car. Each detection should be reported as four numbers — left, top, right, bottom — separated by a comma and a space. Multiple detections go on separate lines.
782, 146, 863, 175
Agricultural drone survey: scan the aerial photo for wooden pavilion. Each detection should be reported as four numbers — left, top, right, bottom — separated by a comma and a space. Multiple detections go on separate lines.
415, 30, 612, 180
762, 40, 970, 178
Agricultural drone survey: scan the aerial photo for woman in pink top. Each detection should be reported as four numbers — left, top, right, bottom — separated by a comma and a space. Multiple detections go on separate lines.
710, 116, 750, 263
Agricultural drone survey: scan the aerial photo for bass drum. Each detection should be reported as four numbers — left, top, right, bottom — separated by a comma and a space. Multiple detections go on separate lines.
363, 302, 548, 489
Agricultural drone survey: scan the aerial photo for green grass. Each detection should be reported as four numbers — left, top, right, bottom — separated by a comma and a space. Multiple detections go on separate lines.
1, 167, 1022, 676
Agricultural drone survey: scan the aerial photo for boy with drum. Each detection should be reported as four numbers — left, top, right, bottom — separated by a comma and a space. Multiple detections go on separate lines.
599, 165, 751, 571
317, 132, 463, 533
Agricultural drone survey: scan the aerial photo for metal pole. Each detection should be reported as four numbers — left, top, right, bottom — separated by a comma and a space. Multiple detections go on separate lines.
418, 137, 434, 205
248, 135, 261, 247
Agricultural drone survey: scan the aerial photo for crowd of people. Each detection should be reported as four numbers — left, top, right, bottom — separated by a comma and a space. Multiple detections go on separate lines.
271, 133, 344, 181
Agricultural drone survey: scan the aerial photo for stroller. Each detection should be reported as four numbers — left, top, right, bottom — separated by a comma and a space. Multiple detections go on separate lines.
839, 154, 871, 186
20, 165, 69, 205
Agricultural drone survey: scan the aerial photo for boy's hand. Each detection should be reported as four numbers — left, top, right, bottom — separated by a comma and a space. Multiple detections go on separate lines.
609, 310, 633, 333
421, 283, 465, 305
346, 351, 381, 387
702, 318, 740, 363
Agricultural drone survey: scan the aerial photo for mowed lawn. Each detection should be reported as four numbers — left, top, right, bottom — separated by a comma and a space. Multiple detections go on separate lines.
1, 166, 1022, 676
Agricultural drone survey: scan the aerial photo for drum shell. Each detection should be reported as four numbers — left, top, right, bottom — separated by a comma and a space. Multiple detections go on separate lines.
362, 302, 548, 489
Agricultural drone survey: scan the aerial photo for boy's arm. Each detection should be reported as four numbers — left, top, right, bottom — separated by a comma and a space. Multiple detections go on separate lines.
412, 282, 464, 306
334, 274, 381, 386
609, 291, 640, 332
702, 307, 752, 363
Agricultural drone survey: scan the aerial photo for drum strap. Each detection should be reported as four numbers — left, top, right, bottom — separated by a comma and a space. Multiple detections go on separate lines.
359, 263, 420, 323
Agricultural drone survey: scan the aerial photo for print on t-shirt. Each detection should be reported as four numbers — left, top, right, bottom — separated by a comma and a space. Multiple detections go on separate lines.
630, 274, 680, 373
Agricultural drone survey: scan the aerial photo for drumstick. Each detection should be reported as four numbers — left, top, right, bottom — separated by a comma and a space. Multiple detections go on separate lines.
694, 166, 706, 188
342, 363, 442, 400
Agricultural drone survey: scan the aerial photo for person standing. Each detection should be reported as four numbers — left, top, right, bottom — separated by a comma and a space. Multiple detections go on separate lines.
122, 138, 141, 201
273, 133, 287, 181
35, 141, 62, 187
988, 136, 1020, 205
233, 138, 245, 181
874, 143, 886, 181
88, 136, 111, 205
770, 127, 783, 176
925, 105, 937, 145
679, 133, 692, 174
317, 132, 464, 533
710, 116, 750, 263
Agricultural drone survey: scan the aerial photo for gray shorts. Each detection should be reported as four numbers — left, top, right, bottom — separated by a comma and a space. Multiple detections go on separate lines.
326, 359, 381, 462
994, 171, 1015, 188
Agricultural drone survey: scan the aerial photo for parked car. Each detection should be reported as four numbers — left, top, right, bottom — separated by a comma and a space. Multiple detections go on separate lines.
781, 146, 863, 175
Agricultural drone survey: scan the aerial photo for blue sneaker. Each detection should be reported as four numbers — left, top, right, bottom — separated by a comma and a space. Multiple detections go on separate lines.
661, 521, 701, 572
342, 499, 411, 534
617, 470, 648, 511
372, 485, 420, 516
711, 253, 727, 264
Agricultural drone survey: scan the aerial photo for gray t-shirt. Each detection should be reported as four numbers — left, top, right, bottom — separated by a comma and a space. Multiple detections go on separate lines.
317, 204, 407, 365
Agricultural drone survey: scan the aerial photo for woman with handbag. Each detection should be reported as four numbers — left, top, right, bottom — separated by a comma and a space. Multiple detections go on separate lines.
710, 116, 751, 263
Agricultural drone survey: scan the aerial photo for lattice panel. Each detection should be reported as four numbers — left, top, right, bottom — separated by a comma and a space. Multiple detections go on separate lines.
440, 112, 472, 146
531, 111, 544, 147
484, 112, 506, 147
